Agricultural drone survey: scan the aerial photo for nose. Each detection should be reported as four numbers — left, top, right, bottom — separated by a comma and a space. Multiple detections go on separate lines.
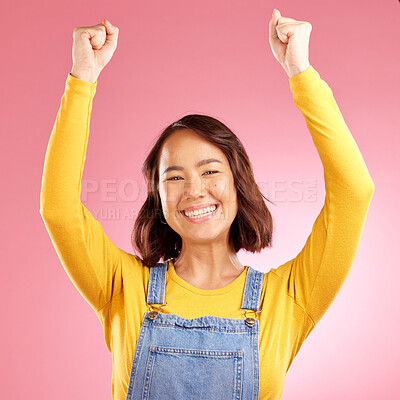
183, 175, 206, 200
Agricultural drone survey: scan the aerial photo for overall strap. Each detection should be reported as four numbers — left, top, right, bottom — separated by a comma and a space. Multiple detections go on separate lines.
241, 266, 264, 311
146, 261, 168, 305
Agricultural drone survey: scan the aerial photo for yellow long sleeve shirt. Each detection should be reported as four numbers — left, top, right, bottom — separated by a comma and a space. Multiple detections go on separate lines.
40, 65, 375, 399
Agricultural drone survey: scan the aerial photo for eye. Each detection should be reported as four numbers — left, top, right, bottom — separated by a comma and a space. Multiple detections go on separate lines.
166, 171, 219, 181
204, 170, 219, 176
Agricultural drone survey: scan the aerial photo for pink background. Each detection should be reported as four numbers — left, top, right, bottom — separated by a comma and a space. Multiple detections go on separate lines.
2, 0, 399, 399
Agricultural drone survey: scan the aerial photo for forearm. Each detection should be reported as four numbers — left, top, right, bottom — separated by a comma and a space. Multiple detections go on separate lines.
289, 66, 374, 197
40, 73, 98, 220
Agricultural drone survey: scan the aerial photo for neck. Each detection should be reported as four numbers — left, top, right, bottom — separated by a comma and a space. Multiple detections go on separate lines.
173, 237, 244, 285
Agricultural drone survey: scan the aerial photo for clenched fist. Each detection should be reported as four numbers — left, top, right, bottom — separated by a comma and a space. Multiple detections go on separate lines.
269, 9, 312, 78
70, 19, 119, 83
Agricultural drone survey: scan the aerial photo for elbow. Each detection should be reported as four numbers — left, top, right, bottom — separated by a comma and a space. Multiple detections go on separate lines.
358, 179, 375, 203
365, 179, 375, 197
39, 207, 55, 224
40, 202, 79, 226
369, 181, 375, 195
356, 171, 375, 197
345, 178, 375, 206
40, 188, 52, 222
39, 207, 57, 235
39, 195, 53, 222
39, 204, 64, 224
40, 192, 63, 223
40, 207, 70, 234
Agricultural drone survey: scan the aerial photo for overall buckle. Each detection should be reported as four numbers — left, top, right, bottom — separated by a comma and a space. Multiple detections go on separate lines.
147, 302, 168, 320
240, 308, 262, 327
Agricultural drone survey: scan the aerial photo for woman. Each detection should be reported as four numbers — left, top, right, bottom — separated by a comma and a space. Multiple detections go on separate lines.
40, 9, 375, 400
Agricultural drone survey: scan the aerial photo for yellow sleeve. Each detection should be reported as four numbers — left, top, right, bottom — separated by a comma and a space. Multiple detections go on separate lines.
40, 73, 135, 314
277, 66, 375, 327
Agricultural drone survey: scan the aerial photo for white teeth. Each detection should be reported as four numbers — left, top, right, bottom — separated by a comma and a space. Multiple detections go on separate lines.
183, 205, 217, 218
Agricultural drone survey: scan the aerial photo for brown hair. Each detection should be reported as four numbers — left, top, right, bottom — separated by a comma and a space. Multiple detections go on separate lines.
131, 114, 275, 268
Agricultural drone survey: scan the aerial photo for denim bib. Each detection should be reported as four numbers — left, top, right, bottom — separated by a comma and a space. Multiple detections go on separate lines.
126, 261, 264, 400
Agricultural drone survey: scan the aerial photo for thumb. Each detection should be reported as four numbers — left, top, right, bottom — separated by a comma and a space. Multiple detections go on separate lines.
269, 9, 281, 41
103, 19, 119, 47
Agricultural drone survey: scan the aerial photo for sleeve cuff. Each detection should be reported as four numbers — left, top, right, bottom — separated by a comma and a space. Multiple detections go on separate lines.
288, 65, 321, 93
66, 73, 98, 97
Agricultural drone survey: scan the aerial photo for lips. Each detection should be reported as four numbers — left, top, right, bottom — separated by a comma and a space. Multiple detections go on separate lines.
180, 204, 219, 223
180, 203, 218, 213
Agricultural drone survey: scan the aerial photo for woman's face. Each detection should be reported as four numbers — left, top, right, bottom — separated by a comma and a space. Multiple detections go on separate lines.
158, 129, 238, 245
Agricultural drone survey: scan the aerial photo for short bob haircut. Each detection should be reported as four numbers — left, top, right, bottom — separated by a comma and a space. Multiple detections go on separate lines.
131, 114, 275, 268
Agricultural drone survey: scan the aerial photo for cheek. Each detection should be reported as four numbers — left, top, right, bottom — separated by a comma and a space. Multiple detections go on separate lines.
158, 186, 171, 211
158, 186, 166, 207
159, 183, 182, 207
212, 179, 236, 204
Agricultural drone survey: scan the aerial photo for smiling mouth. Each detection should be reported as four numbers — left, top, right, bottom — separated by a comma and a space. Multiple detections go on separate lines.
180, 204, 219, 219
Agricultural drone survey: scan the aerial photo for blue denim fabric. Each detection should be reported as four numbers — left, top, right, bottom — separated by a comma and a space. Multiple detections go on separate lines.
126, 261, 264, 400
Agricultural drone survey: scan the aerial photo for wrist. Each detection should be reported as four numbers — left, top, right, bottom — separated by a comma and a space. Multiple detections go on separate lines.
285, 62, 311, 79
70, 68, 99, 84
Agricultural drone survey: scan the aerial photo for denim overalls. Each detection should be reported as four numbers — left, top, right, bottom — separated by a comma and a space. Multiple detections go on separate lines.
125, 261, 264, 400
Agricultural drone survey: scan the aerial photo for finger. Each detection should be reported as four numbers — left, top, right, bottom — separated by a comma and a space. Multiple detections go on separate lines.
276, 16, 299, 25
274, 8, 281, 19
83, 28, 105, 49
104, 19, 118, 37
268, 9, 281, 40
103, 19, 119, 47
276, 20, 310, 42
268, 9, 299, 38
276, 27, 290, 44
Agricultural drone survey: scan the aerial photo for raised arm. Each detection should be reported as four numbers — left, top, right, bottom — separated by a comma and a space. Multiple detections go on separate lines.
39, 20, 139, 314
268, 10, 374, 329
277, 65, 374, 328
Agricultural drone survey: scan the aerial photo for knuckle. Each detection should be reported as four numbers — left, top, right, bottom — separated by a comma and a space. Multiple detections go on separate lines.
300, 22, 312, 32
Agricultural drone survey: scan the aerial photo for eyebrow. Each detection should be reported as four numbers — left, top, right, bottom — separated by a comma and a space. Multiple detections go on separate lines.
163, 158, 223, 175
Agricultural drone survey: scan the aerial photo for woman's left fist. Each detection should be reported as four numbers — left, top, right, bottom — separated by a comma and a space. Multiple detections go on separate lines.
269, 9, 312, 78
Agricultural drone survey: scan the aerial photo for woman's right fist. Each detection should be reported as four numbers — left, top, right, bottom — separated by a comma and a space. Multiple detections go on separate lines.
70, 19, 119, 83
